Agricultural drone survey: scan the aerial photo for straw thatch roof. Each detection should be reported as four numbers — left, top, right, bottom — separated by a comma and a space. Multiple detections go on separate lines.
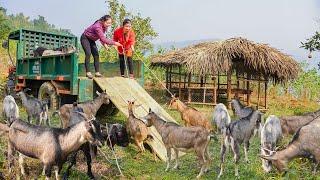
151, 37, 300, 83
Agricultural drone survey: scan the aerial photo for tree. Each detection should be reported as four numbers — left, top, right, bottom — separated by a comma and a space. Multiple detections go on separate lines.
100, 0, 158, 62
0, 8, 11, 40
301, 31, 320, 57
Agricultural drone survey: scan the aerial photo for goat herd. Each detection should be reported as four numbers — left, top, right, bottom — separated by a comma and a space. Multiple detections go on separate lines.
0, 90, 319, 179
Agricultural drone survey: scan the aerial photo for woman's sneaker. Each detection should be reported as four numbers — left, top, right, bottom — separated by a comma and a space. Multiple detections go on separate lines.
129, 74, 134, 79
86, 72, 93, 79
95, 72, 103, 77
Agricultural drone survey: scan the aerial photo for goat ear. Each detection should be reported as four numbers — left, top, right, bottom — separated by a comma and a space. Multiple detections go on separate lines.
96, 91, 101, 96
149, 108, 152, 113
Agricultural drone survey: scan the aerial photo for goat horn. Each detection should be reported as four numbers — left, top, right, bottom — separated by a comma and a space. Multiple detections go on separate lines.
259, 154, 277, 161
262, 148, 276, 154
96, 91, 101, 96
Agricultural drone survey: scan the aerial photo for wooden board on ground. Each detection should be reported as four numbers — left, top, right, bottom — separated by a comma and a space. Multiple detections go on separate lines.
94, 77, 184, 161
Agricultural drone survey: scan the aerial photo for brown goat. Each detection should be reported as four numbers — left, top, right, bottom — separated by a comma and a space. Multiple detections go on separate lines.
56, 91, 110, 128
168, 96, 213, 131
0, 117, 101, 180
143, 108, 211, 179
260, 117, 320, 174
280, 109, 320, 135
127, 101, 150, 152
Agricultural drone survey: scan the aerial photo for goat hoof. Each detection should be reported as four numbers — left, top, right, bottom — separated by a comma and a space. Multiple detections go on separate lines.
173, 166, 180, 170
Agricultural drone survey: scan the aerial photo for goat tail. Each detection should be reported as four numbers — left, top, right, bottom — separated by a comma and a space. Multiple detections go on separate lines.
0, 123, 10, 133
223, 126, 231, 147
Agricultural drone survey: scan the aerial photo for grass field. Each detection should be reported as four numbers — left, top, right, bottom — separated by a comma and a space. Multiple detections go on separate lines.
0, 88, 319, 180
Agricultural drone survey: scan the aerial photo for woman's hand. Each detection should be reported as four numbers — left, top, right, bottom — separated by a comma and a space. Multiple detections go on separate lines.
103, 44, 109, 50
114, 42, 122, 47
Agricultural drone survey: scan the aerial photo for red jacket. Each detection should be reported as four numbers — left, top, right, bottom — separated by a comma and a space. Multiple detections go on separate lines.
113, 27, 136, 56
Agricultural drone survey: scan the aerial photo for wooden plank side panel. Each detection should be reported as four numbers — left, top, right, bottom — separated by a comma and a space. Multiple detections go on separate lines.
94, 77, 182, 161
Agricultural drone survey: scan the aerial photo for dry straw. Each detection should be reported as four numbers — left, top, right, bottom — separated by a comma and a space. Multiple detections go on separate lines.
151, 38, 300, 83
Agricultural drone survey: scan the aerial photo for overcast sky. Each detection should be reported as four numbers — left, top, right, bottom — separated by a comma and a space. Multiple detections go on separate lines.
2, 0, 320, 63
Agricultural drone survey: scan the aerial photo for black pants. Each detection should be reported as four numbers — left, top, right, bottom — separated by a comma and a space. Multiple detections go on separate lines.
119, 54, 133, 76
80, 34, 100, 72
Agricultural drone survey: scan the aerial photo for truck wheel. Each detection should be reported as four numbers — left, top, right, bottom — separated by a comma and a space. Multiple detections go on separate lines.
38, 82, 59, 110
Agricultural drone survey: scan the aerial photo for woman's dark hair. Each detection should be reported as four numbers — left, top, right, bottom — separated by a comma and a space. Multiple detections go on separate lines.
96, 15, 112, 23
122, 19, 131, 26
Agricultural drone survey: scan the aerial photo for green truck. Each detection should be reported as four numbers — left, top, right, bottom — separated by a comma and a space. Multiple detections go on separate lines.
4, 28, 144, 114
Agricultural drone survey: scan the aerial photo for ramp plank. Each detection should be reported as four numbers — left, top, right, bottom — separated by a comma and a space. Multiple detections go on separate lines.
94, 77, 181, 161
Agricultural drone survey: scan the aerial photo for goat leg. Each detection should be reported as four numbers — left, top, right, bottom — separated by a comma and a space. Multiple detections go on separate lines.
7, 142, 15, 174
173, 149, 179, 169
244, 142, 250, 163
313, 161, 319, 175
231, 140, 240, 177
196, 148, 206, 179
27, 115, 31, 124
54, 165, 62, 180
44, 164, 52, 180
165, 147, 171, 172
18, 153, 26, 176
218, 142, 227, 178
84, 146, 95, 179
63, 152, 78, 180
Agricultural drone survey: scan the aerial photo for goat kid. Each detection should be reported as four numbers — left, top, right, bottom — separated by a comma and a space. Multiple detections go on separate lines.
2, 95, 19, 124
260, 117, 320, 174
219, 110, 263, 178
143, 108, 211, 179
16, 90, 49, 126
169, 96, 213, 131
260, 115, 282, 172
127, 100, 151, 153
0, 117, 101, 180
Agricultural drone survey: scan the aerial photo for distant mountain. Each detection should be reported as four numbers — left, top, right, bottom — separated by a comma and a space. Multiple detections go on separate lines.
154, 38, 220, 49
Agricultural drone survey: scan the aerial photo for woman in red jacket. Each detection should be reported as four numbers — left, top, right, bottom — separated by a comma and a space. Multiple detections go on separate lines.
113, 19, 136, 78
81, 15, 122, 78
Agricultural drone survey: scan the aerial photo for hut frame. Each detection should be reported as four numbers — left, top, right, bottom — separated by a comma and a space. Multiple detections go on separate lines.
152, 38, 299, 109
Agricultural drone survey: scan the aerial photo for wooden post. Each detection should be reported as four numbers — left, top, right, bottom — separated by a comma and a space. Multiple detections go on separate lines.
165, 66, 169, 91
217, 73, 220, 91
246, 73, 251, 106
188, 73, 191, 103
184, 73, 187, 89
235, 70, 240, 98
169, 66, 172, 90
265, 80, 268, 109
178, 65, 182, 99
227, 71, 232, 109
257, 78, 261, 109
213, 76, 217, 105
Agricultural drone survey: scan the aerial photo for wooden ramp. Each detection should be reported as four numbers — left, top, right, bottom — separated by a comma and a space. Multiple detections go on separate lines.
94, 77, 177, 161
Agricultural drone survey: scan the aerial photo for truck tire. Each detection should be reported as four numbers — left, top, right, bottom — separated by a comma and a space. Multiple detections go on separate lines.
38, 82, 59, 110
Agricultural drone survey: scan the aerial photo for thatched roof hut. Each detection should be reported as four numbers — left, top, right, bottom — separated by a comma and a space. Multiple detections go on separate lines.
151, 37, 300, 109
151, 37, 300, 83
